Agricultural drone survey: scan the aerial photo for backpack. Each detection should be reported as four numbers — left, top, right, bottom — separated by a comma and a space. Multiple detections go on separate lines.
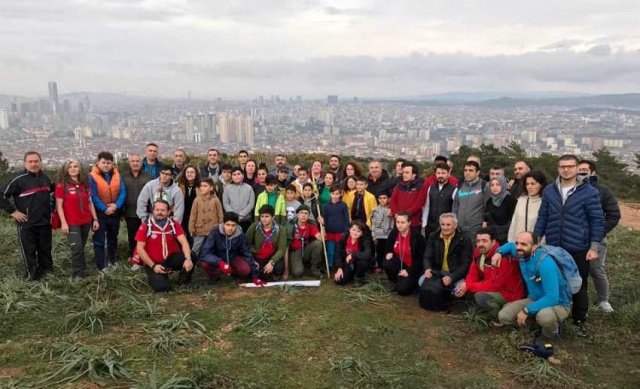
535, 245, 582, 295
130, 218, 178, 265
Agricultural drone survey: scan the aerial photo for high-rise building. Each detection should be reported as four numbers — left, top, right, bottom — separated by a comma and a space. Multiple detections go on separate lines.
205, 112, 216, 139
327, 95, 338, 104
0, 109, 9, 130
185, 113, 194, 142
48, 81, 59, 115
241, 115, 254, 147
218, 113, 229, 143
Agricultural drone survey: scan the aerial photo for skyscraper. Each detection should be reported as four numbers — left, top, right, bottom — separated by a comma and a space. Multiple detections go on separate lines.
218, 113, 229, 144
185, 113, 194, 142
0, 109, 9, 130
48, 81, 59, 115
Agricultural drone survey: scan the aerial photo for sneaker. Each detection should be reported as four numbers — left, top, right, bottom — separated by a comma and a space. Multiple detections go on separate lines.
491, 320, 505, 328
598, 301, 614, 313
130, 264, 142, 271
574, 321, 588, 338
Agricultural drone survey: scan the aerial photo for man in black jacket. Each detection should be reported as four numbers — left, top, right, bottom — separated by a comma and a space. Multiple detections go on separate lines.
419, 213, 473, 311
578, 160, 621, 313
0, 151, 53, 281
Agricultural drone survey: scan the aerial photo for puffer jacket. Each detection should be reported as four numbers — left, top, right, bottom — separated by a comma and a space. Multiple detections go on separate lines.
534, 177, 604, 253
200, 224, 258, 278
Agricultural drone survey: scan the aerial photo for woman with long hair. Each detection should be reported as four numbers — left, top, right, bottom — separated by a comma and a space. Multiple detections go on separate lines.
310, 160, 324, 185
508, 170, 547, 242
176, 165, 201, 246
318, 171, 335, 209
254, 163, 269, 198
384, 211, 426, 295
341, 175, 357, 213
341, 162, 363, 183
55, 159, 99, 278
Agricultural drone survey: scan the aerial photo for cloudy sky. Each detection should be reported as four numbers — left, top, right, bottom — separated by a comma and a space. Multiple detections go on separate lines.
1, 0, 640, 99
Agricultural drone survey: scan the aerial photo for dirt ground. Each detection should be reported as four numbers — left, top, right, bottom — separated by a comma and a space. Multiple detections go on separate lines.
620, 202, 640, 230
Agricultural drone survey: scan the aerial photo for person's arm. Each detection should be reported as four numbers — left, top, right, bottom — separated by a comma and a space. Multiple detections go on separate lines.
172, 190, 185, 223
421, 187, 431, 228
451, 237, 473, 282
0, 174, 21, 214
88, 197, 99, 231
222, 188, 232, 213
422, 235, 435, 272
334, 235, 347, 268
176, 233, 193, 271
452, 188, 460, 215
115, 179, 127, 209
352, 235, 373, 262
199, 231, 221, 265
188, 198, 199, 234
464, 260, 482, 290
508, 199, 521, 242
245, 224, 259, 254
270, 227, 288, 263
533, 191, 549, 239
254, 193, 263, 218
239, 186, 255, 220
136, 183, 151, 220
601, 186, 621, 235
585, 187, 605, 249
55, 193, 68, 234
404, 181, 428, 219
389, 187, 399, 216
340, 203, 350, 233
214, 197, 224, 227
526, 257, 561, 314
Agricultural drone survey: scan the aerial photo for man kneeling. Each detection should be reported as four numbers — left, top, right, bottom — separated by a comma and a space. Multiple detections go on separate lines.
246, 205, 287, 280
453, 228, 526, 318
493, 232, 571, 345
135, 200, 194, 292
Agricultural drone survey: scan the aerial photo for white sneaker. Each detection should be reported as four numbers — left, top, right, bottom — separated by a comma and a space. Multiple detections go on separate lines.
598, 301, 614, 313
130, 264, 142, 271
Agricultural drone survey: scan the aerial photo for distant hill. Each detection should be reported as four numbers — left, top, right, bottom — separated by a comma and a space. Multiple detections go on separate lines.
470, 93, 640, 109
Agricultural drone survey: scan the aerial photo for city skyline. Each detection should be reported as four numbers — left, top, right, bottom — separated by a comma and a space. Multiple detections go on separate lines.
1, 1, 640, 98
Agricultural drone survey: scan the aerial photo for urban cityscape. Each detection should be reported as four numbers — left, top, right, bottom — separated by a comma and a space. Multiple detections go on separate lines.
1, 81, 639, 172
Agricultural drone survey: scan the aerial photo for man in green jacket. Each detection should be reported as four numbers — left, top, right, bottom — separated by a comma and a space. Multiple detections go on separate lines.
246, 204, 287, 279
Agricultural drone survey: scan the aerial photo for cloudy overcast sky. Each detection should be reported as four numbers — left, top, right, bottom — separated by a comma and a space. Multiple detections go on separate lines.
1, 0, 639, 99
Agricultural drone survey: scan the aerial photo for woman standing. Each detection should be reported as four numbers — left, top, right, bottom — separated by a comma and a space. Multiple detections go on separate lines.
177, 165, 201, 246
310, 160, 324, 186
484, 177, 516, 244
334, 220, 373, 286
341, 175, 357, 214
55, 160, 100, 278
508, 171, 547, 242
244, 159, 259, 186
384, 211, 426, 295
317, 171, 335, 209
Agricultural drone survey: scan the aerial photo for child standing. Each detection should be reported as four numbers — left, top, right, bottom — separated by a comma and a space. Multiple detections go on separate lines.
189, 178, 224, 256
254, 176, 287, 225
319, 184, 350, 269
371, 192, 394, 274
301, 183, 320, 223
284, 184, 302, 223
350, 176, 378, 228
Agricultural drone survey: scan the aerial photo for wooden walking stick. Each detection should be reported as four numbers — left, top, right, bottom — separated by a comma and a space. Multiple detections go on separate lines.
311, 177, 331, 280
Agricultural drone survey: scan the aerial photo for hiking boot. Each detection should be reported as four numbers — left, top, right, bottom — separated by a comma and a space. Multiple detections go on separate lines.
574, 321, 588, 338
310, 268, 324, 278
598, 301, 614, 313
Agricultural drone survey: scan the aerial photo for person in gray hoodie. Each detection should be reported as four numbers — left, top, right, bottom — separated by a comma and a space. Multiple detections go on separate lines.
137, 165, 185, 223
222, 167, 255, 233
453, 161, 490, 244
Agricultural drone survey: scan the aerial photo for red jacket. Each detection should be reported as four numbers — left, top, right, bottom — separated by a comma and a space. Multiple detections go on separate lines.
390, 178, 428, 228
465, 241, 526, 302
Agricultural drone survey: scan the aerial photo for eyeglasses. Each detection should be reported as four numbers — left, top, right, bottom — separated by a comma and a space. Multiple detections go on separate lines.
558, 165, 577, 170
160, 172, 172, 176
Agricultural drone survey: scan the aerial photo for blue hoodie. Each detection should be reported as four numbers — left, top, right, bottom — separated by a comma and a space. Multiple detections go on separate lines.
199, 224, 258, 279
497, 242, 571, 315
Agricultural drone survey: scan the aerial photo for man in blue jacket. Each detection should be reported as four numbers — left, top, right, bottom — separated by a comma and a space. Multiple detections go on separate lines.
494, 232, 571, 345
534, 154, 604, 337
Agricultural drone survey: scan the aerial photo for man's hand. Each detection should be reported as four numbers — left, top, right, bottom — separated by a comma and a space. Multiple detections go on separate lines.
345, 254, 353, 264
183, 258, 193, 272
517, 309, 528, 327
334, 268, 344, 282
153, 264, 167, 274
586, 249, 598, 261
454, 282, 467, 297
218, 261, 232, 275
61, 222, 69, 235
263, 262, 274, 274
92, 220, 100, 231
442, 276, 452, 286
317, 216, 324, 225
398, 269, 409, 278
424, 269, 433, 279
252, 278, 267, 287
11, 211, 27, 223
491, 252, 503, 266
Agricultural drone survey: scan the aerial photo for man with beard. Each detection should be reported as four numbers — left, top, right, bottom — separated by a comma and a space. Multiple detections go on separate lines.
328, 155, 343, 182
493, 231, 571, 346
135, 200, 194, 292
422, 163, 457, 237
454, 228, 526, 319
390, 162, 428, 231
509, 161, 531, 198
137, 165, 185, 223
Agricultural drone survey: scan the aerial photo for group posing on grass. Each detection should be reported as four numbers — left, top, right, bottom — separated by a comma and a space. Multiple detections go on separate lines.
0, 145, 621, 353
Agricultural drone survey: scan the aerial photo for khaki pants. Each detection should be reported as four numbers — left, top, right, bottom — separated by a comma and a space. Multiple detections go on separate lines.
474, 292, 506, 319
498, 298, 571, 338
287, 240, 324, 277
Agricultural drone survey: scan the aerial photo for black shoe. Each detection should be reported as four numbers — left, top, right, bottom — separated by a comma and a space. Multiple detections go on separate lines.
573, 321, 588, 338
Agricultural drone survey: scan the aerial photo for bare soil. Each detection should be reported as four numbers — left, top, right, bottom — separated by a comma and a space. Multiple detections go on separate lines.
620, 202, 640, 230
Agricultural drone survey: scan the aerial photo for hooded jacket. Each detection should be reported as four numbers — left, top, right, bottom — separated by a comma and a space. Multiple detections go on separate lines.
464, 240, 526, 302
200, 224, 258, 278
136, 177, 185, 222
0, 170, 52, 227
534, 176, 604, 253
453, 178, 489, 235
588, 175, 620, 236
423, 228, 473, 283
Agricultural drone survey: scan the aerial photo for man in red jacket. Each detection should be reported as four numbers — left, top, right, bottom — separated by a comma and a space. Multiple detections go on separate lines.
390, 162, 428, 230
454, 228, 526, 318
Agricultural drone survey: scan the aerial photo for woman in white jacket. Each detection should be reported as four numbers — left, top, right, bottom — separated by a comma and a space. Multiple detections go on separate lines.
507, 170, 547, 242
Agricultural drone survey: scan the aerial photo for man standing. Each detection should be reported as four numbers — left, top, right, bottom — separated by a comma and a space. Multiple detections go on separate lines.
578, 160, 621, 313
422, 163, 457, 237
0, 151, 53, 281
390, 162, 428, 231
135, 200, 194, 292
454, 228, 526, 319
509, 160, 531, 198
122, 154, 152, 262
142, 143, 164, 179
200, 148, 222, 183
237, 150, 249, 173
489, 166, 506, 179
494, 232, 571, 346
535, 155, 604, 336
366, 160, 397, 200
328, 155, 343, 182
453, 161, 490, 242
269, 154, 289, 176
171, 149, 187, 178
90, 151, 126, 271
137, 165, 185, 223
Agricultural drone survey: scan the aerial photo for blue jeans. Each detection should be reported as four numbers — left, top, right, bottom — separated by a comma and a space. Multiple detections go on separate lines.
93, 214, 120, 270
326, 241, 337, 269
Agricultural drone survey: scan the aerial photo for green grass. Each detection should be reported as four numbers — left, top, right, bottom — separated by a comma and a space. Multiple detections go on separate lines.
0, 218, 639, 388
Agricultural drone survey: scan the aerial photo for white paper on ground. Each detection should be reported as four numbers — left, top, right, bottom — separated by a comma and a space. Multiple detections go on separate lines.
240, 280, 322, 288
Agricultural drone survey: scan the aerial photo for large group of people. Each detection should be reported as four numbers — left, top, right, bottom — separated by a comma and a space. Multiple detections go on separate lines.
0, 145, 622, 349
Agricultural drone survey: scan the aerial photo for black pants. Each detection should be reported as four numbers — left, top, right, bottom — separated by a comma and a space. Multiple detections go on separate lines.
335, 258, 370, 285
571, 250, 590, 323
383, 257, 418, 296
419, 277, 454, 311
144, 252, 192, 292
255, 257, 285, 278
125, 217, 142, 258
67, 223, 91, 278
17, 224, 53, 281
374, 239, 387, 269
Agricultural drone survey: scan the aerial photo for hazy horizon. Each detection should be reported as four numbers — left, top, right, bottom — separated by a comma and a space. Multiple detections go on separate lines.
2, 1, 640, 99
